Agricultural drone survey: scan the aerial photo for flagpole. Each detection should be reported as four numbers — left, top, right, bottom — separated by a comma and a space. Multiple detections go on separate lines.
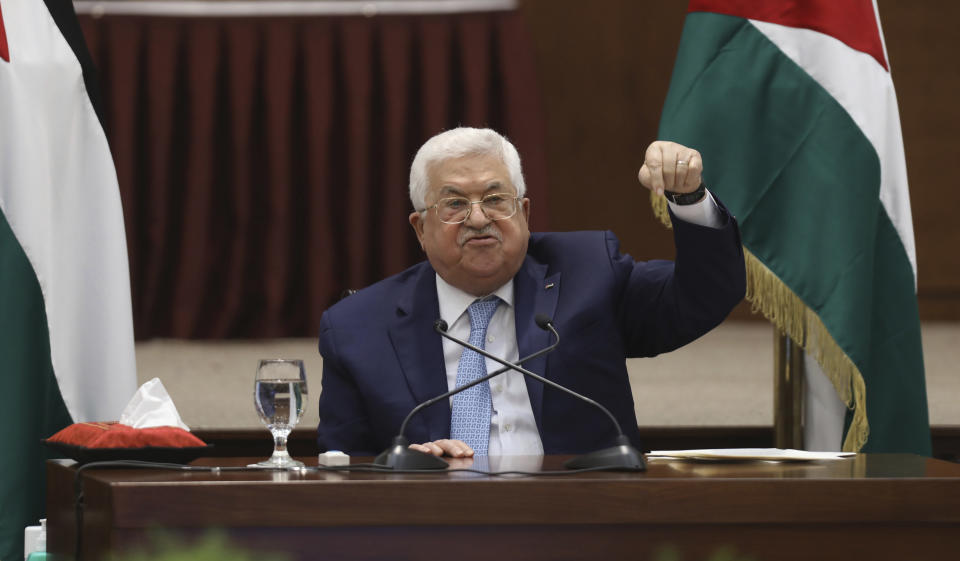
774, 329, 804, 449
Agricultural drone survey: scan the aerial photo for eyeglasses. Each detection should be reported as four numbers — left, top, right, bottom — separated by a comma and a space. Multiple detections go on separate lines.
421, 193, 521, 225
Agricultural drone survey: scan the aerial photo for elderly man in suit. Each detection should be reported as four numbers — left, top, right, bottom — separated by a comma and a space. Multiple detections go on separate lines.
317, 127, 744, 458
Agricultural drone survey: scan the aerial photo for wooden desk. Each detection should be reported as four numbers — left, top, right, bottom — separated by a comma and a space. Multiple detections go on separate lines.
47, 454, 960, 561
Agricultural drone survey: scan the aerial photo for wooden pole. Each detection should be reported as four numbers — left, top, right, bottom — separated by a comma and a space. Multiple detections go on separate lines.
774, 329, 804, 449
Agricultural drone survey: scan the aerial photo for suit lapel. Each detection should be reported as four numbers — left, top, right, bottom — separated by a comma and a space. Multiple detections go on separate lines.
514, 255, 560, 435
388, 266, 450, 441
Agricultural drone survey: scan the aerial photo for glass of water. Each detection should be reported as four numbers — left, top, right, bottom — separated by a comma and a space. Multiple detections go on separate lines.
251, 359, 307, 469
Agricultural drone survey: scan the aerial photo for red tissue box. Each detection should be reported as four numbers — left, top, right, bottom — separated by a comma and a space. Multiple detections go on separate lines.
44, 421, 210, 464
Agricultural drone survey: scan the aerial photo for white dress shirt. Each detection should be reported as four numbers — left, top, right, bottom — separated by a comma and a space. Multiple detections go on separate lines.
437, 275, 544, 456
435, 190, 722, 455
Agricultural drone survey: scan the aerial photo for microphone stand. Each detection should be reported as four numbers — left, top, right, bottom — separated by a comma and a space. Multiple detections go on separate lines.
372, 319, 561, 470
435, 319, 645, 472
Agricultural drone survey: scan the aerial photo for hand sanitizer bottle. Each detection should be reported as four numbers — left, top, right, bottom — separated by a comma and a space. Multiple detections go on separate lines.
24, 519, 47, 561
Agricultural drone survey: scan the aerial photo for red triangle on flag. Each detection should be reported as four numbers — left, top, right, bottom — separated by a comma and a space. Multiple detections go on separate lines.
0, 1, 9, 63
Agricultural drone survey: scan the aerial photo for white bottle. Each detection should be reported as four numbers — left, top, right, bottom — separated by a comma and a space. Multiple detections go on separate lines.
23, 519, 46, 561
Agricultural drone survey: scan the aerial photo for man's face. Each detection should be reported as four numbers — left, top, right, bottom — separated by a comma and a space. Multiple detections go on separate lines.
409, 153, 531, 296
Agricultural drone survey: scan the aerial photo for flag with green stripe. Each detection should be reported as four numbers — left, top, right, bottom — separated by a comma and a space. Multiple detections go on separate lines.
653, 0, 930, 454
0, 0, 137, 558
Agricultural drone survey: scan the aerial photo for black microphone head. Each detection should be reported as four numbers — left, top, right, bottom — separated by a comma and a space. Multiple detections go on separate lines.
434, 319, 449, 332
534, 314, 553, 330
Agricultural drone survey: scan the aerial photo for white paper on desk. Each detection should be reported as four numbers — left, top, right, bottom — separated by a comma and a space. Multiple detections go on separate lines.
118, 377, 191, 431
646, 448, 855, 461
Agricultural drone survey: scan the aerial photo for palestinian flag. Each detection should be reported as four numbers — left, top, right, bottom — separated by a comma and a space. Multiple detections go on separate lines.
654, 0, 930, 454
0, 0, 137, 557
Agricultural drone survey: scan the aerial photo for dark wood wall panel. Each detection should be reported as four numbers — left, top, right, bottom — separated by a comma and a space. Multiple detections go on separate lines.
884, 2, 960, 320
520, 0, 960, 321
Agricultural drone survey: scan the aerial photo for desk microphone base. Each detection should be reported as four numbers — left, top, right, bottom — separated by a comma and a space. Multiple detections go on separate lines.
373, 436, 449, 470
564, 435, 647, 471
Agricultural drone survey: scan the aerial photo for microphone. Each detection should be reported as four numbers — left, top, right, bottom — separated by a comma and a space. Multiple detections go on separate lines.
434, 316, 645, 472
372, 315, 561, 470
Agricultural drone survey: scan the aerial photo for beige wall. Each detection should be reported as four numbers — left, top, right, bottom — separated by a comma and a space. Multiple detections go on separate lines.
137, 322, 960, 430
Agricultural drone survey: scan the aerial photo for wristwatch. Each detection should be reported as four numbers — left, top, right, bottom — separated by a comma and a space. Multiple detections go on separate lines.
664, 183, 707, 205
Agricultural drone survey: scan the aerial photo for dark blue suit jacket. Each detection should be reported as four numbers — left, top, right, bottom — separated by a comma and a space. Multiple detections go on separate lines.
317, 209, 745, 455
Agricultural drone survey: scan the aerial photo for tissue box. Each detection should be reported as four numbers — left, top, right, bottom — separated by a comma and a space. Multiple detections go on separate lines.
44, 422, 210, 464
47, 422, 205, 448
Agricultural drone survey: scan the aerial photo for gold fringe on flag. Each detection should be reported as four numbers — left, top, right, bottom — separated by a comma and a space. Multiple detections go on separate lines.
651, 191, 869, 452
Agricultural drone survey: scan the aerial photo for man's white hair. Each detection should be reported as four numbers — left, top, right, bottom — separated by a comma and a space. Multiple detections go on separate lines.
409, 127, 526, 211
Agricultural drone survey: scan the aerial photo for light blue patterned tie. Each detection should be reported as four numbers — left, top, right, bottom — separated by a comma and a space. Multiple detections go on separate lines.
450, 298, 500, 456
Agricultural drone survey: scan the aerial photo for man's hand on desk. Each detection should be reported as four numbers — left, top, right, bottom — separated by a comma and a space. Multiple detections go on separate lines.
409, 439, 475, 458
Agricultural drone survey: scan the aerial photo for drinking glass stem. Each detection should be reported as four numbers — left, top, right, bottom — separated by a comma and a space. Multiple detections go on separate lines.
272, 428, 291, 456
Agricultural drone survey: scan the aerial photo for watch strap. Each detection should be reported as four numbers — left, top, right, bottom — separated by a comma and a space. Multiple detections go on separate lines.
664, 183, 707, 206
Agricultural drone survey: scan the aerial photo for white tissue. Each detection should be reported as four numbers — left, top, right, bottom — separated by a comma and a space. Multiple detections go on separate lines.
118, 377, 191, 431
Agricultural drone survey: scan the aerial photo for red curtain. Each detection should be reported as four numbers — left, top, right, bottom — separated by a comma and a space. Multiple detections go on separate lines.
77, 10, 547, 339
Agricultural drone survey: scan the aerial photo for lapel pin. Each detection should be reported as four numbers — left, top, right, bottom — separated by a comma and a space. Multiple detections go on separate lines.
544, 282, 555, 290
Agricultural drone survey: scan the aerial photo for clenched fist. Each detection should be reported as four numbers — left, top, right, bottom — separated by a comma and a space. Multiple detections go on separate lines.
638, 141, 703, 196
